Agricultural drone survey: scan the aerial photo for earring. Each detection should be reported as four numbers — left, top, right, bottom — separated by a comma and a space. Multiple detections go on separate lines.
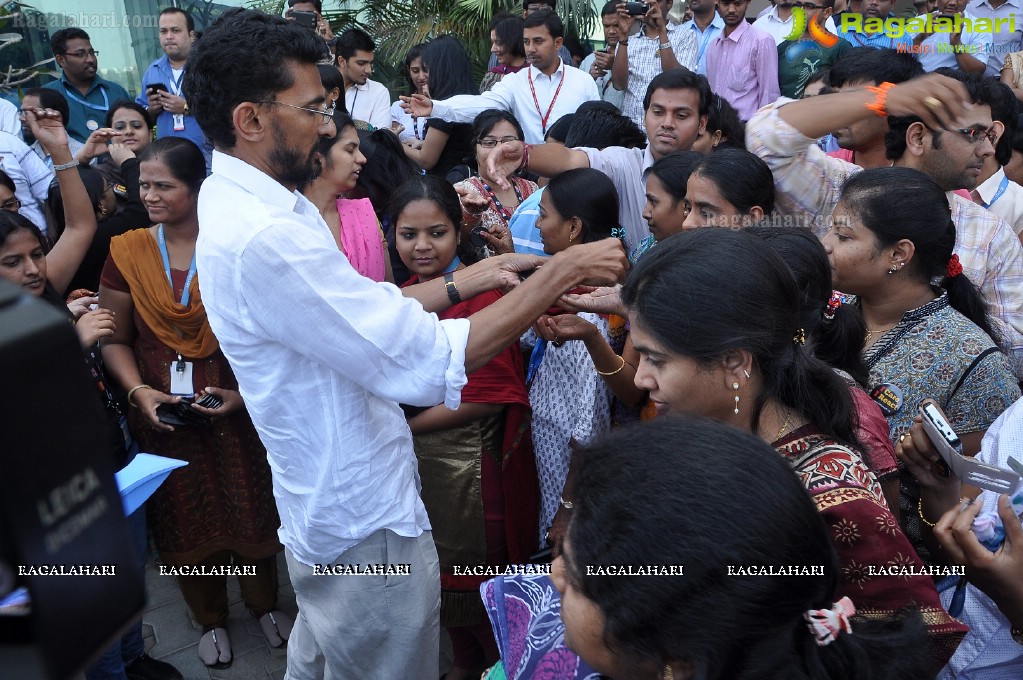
743, 369, 750, 379
733, 382, 740, 415
887, 265, 897, 275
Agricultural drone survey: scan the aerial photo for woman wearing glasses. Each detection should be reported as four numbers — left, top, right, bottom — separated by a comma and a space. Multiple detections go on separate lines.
0, 171, 21, 214
454, 110, 537, 263
77, 101, 154, 212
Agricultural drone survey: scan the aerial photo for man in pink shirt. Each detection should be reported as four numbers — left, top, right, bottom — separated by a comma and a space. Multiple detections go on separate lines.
705, 0, 780, 120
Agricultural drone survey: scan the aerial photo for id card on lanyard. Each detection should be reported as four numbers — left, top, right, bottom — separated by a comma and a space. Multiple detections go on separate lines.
157, 224, 198, 395
64, 85, 108, 132
169, 69, 186, 131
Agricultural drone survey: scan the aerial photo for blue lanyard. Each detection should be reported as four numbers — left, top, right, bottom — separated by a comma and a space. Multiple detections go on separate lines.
443, 256, 461, 274
169, 68, 184, 96
156, 224, 197, 307
525, 339, 547, 385
695, 25, 717, 65
63, 84, 109, 112
978, 174, 1010, 209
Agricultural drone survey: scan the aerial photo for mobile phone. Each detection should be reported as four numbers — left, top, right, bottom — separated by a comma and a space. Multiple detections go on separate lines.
290, 10, 317, 29
146, 83, 168, 94
625, 2, 648, 16
919, 403, 1021, 493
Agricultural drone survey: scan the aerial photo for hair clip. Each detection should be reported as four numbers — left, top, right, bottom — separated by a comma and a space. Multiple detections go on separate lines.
792, 328, 806, 346
947, 253, 963, 278
823, 291, 843, 321
805, 596, 856, 646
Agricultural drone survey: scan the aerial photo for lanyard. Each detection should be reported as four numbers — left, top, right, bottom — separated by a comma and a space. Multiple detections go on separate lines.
412, 114, 429, 141
169, 68, 184, 96
978, 174, 1010, 209
443, 256, 462, 274
63, 84, 109, 112
157, 224, 197, 307
695, 25, 716, 65
349, 87, 359, 117
479, 178, 524, 222
527, 64, 566, 135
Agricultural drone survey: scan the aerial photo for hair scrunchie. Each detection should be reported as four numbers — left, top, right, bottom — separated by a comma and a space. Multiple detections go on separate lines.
804, 596, 856, 646
823, 291, 843, 322
947, 254, 963, 278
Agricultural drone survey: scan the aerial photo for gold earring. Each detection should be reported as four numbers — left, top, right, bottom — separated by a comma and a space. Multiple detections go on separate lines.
733, 382, 740, 415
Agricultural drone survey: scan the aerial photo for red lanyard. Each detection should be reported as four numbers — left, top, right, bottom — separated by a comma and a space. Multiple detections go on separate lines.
477, 178, 524, 222
527, 64, 566, 134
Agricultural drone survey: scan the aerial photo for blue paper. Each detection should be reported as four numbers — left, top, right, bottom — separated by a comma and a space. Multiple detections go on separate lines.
115, 453, 187, 516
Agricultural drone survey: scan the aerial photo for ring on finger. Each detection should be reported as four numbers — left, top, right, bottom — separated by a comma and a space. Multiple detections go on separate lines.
923, 96, 943, 111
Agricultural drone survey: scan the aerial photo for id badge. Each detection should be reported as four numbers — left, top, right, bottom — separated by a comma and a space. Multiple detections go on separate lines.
173, 113, 185, 131
169, 356, 193, 395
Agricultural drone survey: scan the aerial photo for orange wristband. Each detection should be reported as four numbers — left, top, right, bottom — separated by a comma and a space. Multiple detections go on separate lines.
865, 82, 896, 118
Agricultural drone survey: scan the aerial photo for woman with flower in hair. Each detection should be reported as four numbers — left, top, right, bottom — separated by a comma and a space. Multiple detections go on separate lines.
822, 167, 1020, 567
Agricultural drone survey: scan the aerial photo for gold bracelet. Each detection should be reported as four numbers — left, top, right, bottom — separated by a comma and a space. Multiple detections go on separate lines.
918, 497, 939, 528
595, 354, 626, 376
127, 384, 152, 407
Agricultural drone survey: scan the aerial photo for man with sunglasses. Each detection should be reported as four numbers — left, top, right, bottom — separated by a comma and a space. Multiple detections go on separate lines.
777, 0, 852, 97
747, 71, 1023, 379
42, 28, 130, 144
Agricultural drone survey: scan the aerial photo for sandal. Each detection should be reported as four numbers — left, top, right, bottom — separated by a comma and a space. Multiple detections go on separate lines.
257, 610, 294, 648
197, 627, 232, 668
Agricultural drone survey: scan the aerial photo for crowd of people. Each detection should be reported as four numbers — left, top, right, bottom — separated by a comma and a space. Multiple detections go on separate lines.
7, 0, 1023, 679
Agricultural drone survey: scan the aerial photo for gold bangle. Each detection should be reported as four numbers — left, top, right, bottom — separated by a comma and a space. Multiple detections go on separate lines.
918, 497, 938, 528
127, 384, 152, 407
595, 354, 626, 376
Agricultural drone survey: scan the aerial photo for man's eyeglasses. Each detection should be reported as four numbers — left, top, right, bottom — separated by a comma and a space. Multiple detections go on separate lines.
260, 100, 336, 125
1, 197, 21, 212
64, 50, 99, 59
478, 136, 520, 148
956, 127, 998, 145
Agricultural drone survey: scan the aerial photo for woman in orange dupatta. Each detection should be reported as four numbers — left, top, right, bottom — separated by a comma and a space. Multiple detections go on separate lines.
393, 175, 539, 680
99, 138, 288, 669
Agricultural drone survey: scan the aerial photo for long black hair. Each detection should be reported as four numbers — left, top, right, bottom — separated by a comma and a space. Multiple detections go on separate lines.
621, 228, 859, 445
401, 43, 427, 95
545, 168, 619, 243
839, 167, 1001, 346
566, 417, 931, 680
421, 35, 477, 100
691, 149, 775, 215
747, 225, 869, 386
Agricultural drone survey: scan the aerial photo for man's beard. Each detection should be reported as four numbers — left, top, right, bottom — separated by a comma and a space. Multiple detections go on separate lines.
270, 121, 319, 187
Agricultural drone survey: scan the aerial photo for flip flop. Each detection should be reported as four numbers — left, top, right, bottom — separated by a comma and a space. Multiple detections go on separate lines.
198, 627, 232, 668
257, 610, 294, 648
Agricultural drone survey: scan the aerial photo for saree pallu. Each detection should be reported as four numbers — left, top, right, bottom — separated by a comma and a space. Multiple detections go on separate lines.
776, 427, 969, 668
404, 280, 539, 627
336, 197, 387, 282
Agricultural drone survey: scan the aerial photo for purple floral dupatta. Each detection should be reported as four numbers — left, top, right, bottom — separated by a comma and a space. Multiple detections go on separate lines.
481, 574, 602, 680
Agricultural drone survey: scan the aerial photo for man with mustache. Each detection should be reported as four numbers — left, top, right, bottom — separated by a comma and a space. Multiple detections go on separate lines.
403, 10, 598, 144
706, 0, 780, 121
836, 0, 915, 49
42, 28, 130, 144
186, 9, 626, 678
747, 71, 1023, 378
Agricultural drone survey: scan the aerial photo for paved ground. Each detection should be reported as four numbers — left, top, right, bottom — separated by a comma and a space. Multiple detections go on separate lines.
139, 551, 452, 679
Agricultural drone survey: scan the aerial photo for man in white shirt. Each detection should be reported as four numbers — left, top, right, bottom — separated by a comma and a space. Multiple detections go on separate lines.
404, 10, 599, 143
579, 1, 627, 110
970, 77, 1023, 235
753, 0, 840, 43
185, 9, 626, 679
0, 97, 22, 136
335, 28, 391, 130
908, 0, 987, 72
611, 0, 699, 127
0, 129, 54, 234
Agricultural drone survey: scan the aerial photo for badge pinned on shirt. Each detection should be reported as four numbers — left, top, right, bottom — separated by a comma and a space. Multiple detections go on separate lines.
86, 119, 100, 131
870, 383, 903, 417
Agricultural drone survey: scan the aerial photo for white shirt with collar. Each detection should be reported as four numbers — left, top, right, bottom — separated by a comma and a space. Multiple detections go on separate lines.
752, 7, 839, 45
681, 14, 726, 75
345, 79, 392, 131
579, 144, 656, 251
0, 98, 22, 137
195, 150, 471, 566
966, 0, 1023, 76
973, 165, 1023, 236
430, 59, 599, 144
0, 130, 54, 234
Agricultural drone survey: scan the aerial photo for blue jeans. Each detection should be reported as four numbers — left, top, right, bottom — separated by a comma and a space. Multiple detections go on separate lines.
85, 505, 148, 680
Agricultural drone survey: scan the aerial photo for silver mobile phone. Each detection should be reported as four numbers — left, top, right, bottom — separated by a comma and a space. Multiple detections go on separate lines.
919, 403, 1021, 493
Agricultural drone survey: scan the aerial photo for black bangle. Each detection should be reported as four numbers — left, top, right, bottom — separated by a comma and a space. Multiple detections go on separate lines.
444, 272, 461, 305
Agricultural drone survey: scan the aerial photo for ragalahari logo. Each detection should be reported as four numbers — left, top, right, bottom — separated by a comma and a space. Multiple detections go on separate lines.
782, 7, 840, 62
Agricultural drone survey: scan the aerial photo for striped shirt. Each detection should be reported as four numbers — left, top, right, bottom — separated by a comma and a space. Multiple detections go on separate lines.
705, 20, 780, 121
747, 101, 1023, 376
621, 22, 698, 127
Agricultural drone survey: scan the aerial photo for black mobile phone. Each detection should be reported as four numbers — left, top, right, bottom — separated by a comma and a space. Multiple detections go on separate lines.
290, 10, 317, 29
146, 83, 168, 93
625, 2, 648, 15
